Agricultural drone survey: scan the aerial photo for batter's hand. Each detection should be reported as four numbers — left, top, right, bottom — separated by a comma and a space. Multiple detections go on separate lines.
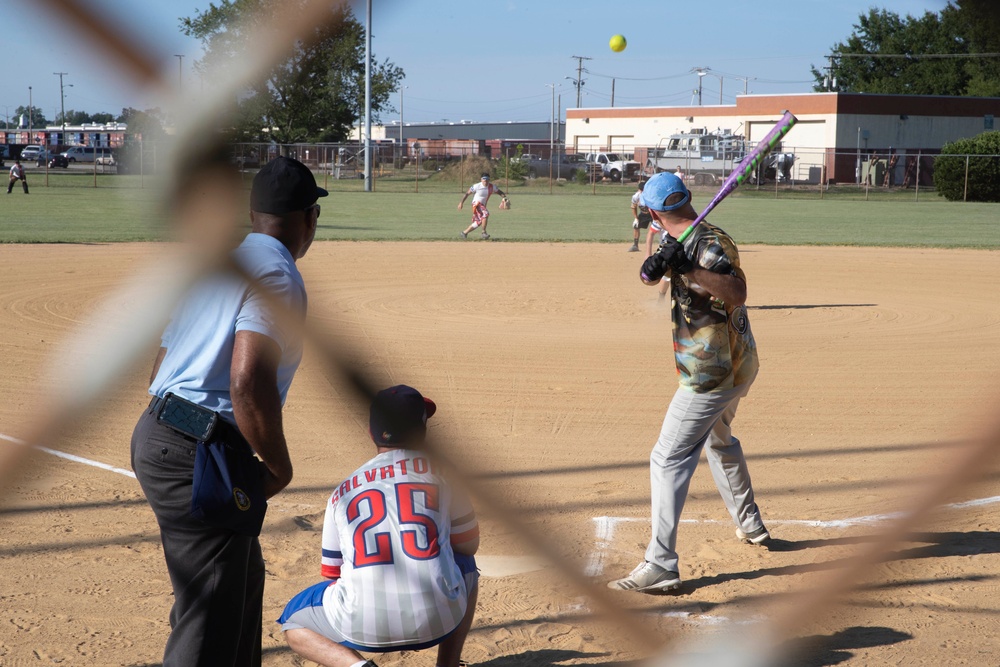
640, 253, 670, 283
457, 202, 464, 210
659, 236, 693, 274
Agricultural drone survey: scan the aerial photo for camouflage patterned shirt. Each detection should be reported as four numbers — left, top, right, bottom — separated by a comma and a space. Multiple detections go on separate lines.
669, 222, 759, 392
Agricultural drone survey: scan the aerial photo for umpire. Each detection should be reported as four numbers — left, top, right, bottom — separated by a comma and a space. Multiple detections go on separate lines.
131, 156, 326, 666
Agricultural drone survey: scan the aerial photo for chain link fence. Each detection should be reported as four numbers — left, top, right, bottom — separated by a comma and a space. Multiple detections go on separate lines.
13, 134, 1000, 203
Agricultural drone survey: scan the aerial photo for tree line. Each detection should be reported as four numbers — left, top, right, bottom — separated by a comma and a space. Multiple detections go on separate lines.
812, 0, 1000, 96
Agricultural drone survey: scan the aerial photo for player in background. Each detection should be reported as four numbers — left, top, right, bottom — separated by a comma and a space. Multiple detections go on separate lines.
632, 180, 672, 300
280, 385, 480, 667
458, 172, 506, 240
645, 216, 672, 301
608, 171, 769, 594
7, 159, 29, 195
629, 180, 651, 252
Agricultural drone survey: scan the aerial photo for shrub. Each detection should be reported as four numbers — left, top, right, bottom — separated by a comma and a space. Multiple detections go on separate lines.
492, 144, 528, 181
933, 131, 1000, 202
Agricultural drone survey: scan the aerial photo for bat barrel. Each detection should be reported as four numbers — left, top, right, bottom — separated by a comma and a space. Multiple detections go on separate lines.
675, 111, 798, 245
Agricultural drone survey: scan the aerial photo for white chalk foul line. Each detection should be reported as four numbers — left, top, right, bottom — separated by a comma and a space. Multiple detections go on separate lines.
0, 431, 543, 578
587, 495, 1000, 578
1, 433, 137, 479
8, 432, 1000, 581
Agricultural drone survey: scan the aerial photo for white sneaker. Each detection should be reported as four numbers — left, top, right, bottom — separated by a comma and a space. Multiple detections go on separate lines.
607, 561, 681, 592
481, 232, 491, 240
736, 526, 771, 545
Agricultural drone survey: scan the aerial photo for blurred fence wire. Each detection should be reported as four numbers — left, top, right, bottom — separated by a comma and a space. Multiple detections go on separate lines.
4, 1, 1000, 666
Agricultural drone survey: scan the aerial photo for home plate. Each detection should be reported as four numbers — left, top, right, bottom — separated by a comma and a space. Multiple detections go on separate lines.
476, 555, 546, 577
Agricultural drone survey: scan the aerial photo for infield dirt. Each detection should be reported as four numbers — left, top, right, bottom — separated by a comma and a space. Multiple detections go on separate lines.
1, 241, 999, 666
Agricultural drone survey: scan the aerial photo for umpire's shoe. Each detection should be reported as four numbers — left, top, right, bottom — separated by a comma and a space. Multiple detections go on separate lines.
607, 561, 680, 592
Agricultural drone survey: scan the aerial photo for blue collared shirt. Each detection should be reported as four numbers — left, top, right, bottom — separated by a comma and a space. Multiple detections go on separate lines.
149, 233, 307, 424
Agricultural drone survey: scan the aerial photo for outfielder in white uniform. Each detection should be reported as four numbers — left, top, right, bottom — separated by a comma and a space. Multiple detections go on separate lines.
280, 385, 480, 667
458, 172, 506, 240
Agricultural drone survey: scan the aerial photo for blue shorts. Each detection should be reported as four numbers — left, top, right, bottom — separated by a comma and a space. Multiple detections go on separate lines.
279, 553, 478, 653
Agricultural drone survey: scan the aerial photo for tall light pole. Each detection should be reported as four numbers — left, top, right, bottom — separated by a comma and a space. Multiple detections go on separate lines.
362, 0, 372, 192
398, 85, 407, 148
546, 84, 555, 160
28, 86, 33, 139
694, 67, 707, 106
174, 55, 184, 93
55, 72, 69, 144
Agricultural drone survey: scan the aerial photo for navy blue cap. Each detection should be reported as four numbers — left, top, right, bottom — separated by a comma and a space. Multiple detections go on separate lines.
370, 385, 437, 446
641, 171, 691, 212
251, 156, 328, 214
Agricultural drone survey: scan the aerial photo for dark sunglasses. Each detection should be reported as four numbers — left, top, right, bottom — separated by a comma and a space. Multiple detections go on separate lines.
306, 204, 321, 218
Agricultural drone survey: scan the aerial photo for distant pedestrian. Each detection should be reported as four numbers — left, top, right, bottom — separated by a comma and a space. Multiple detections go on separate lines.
458, 173, 506, 240
7, 159, 28, 195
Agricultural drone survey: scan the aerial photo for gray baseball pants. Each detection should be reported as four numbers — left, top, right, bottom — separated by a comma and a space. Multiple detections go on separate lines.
645, 379, 765, 574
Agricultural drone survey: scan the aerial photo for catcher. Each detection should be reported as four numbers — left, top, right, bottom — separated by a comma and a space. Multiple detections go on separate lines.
280, 385, 479, 667
458, 172, 507, 240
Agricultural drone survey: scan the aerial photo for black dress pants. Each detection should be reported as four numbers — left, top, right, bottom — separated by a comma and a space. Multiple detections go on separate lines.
131, 406, 264, 667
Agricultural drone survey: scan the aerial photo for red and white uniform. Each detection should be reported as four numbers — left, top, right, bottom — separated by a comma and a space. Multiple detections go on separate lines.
467, 181, 500, 223
318, 448, 479, 648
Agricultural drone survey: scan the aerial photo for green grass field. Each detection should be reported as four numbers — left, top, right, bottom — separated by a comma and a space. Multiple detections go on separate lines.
2, 170, 999, 247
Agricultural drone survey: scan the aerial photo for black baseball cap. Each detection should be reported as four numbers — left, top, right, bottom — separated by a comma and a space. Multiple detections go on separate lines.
369, 385, 437, 447
250, 156, 328, 214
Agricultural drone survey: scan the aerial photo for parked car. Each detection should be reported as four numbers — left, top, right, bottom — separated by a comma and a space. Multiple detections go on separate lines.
19, 145, 44, 161
34, 150, 57, 167
47, 155, 70, 168
95, 153, 116, 166
60, 146, 114, 163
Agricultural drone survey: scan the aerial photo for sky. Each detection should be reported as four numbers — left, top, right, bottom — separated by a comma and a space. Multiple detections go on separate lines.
2, 0, 953, 129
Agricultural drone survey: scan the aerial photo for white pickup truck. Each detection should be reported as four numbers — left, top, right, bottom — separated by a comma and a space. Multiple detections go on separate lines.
584, 151, 642, 182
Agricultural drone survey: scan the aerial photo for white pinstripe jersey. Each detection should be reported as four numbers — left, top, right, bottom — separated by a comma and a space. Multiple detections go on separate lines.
318, 449, 479, 648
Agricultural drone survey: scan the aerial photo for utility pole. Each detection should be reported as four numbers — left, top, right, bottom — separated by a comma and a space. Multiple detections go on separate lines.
823, 55, 837, 91
735, 76, 755, 95
570, 55, 591, 108
55, 72, 69, 143
611, 78, 616, 107
174, 55, 184, 93
28, 86, 33, 138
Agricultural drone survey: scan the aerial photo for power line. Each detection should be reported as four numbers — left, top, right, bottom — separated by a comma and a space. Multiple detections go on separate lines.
830, 52, 1000, 59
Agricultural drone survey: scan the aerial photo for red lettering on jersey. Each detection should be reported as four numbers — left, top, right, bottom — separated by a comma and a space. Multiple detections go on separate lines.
364, 468, 378, 483
413, 457, 429, 474
352, 475, 360, 489
398, 459, 409, 475
339, 480, 351, 497
380, 465, 395, 479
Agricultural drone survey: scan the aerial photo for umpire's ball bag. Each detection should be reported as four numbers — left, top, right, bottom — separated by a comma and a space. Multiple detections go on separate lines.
191, 438, 267, 536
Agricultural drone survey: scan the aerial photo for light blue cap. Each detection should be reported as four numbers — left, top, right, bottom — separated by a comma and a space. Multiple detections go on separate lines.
641, 172, 691, 212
